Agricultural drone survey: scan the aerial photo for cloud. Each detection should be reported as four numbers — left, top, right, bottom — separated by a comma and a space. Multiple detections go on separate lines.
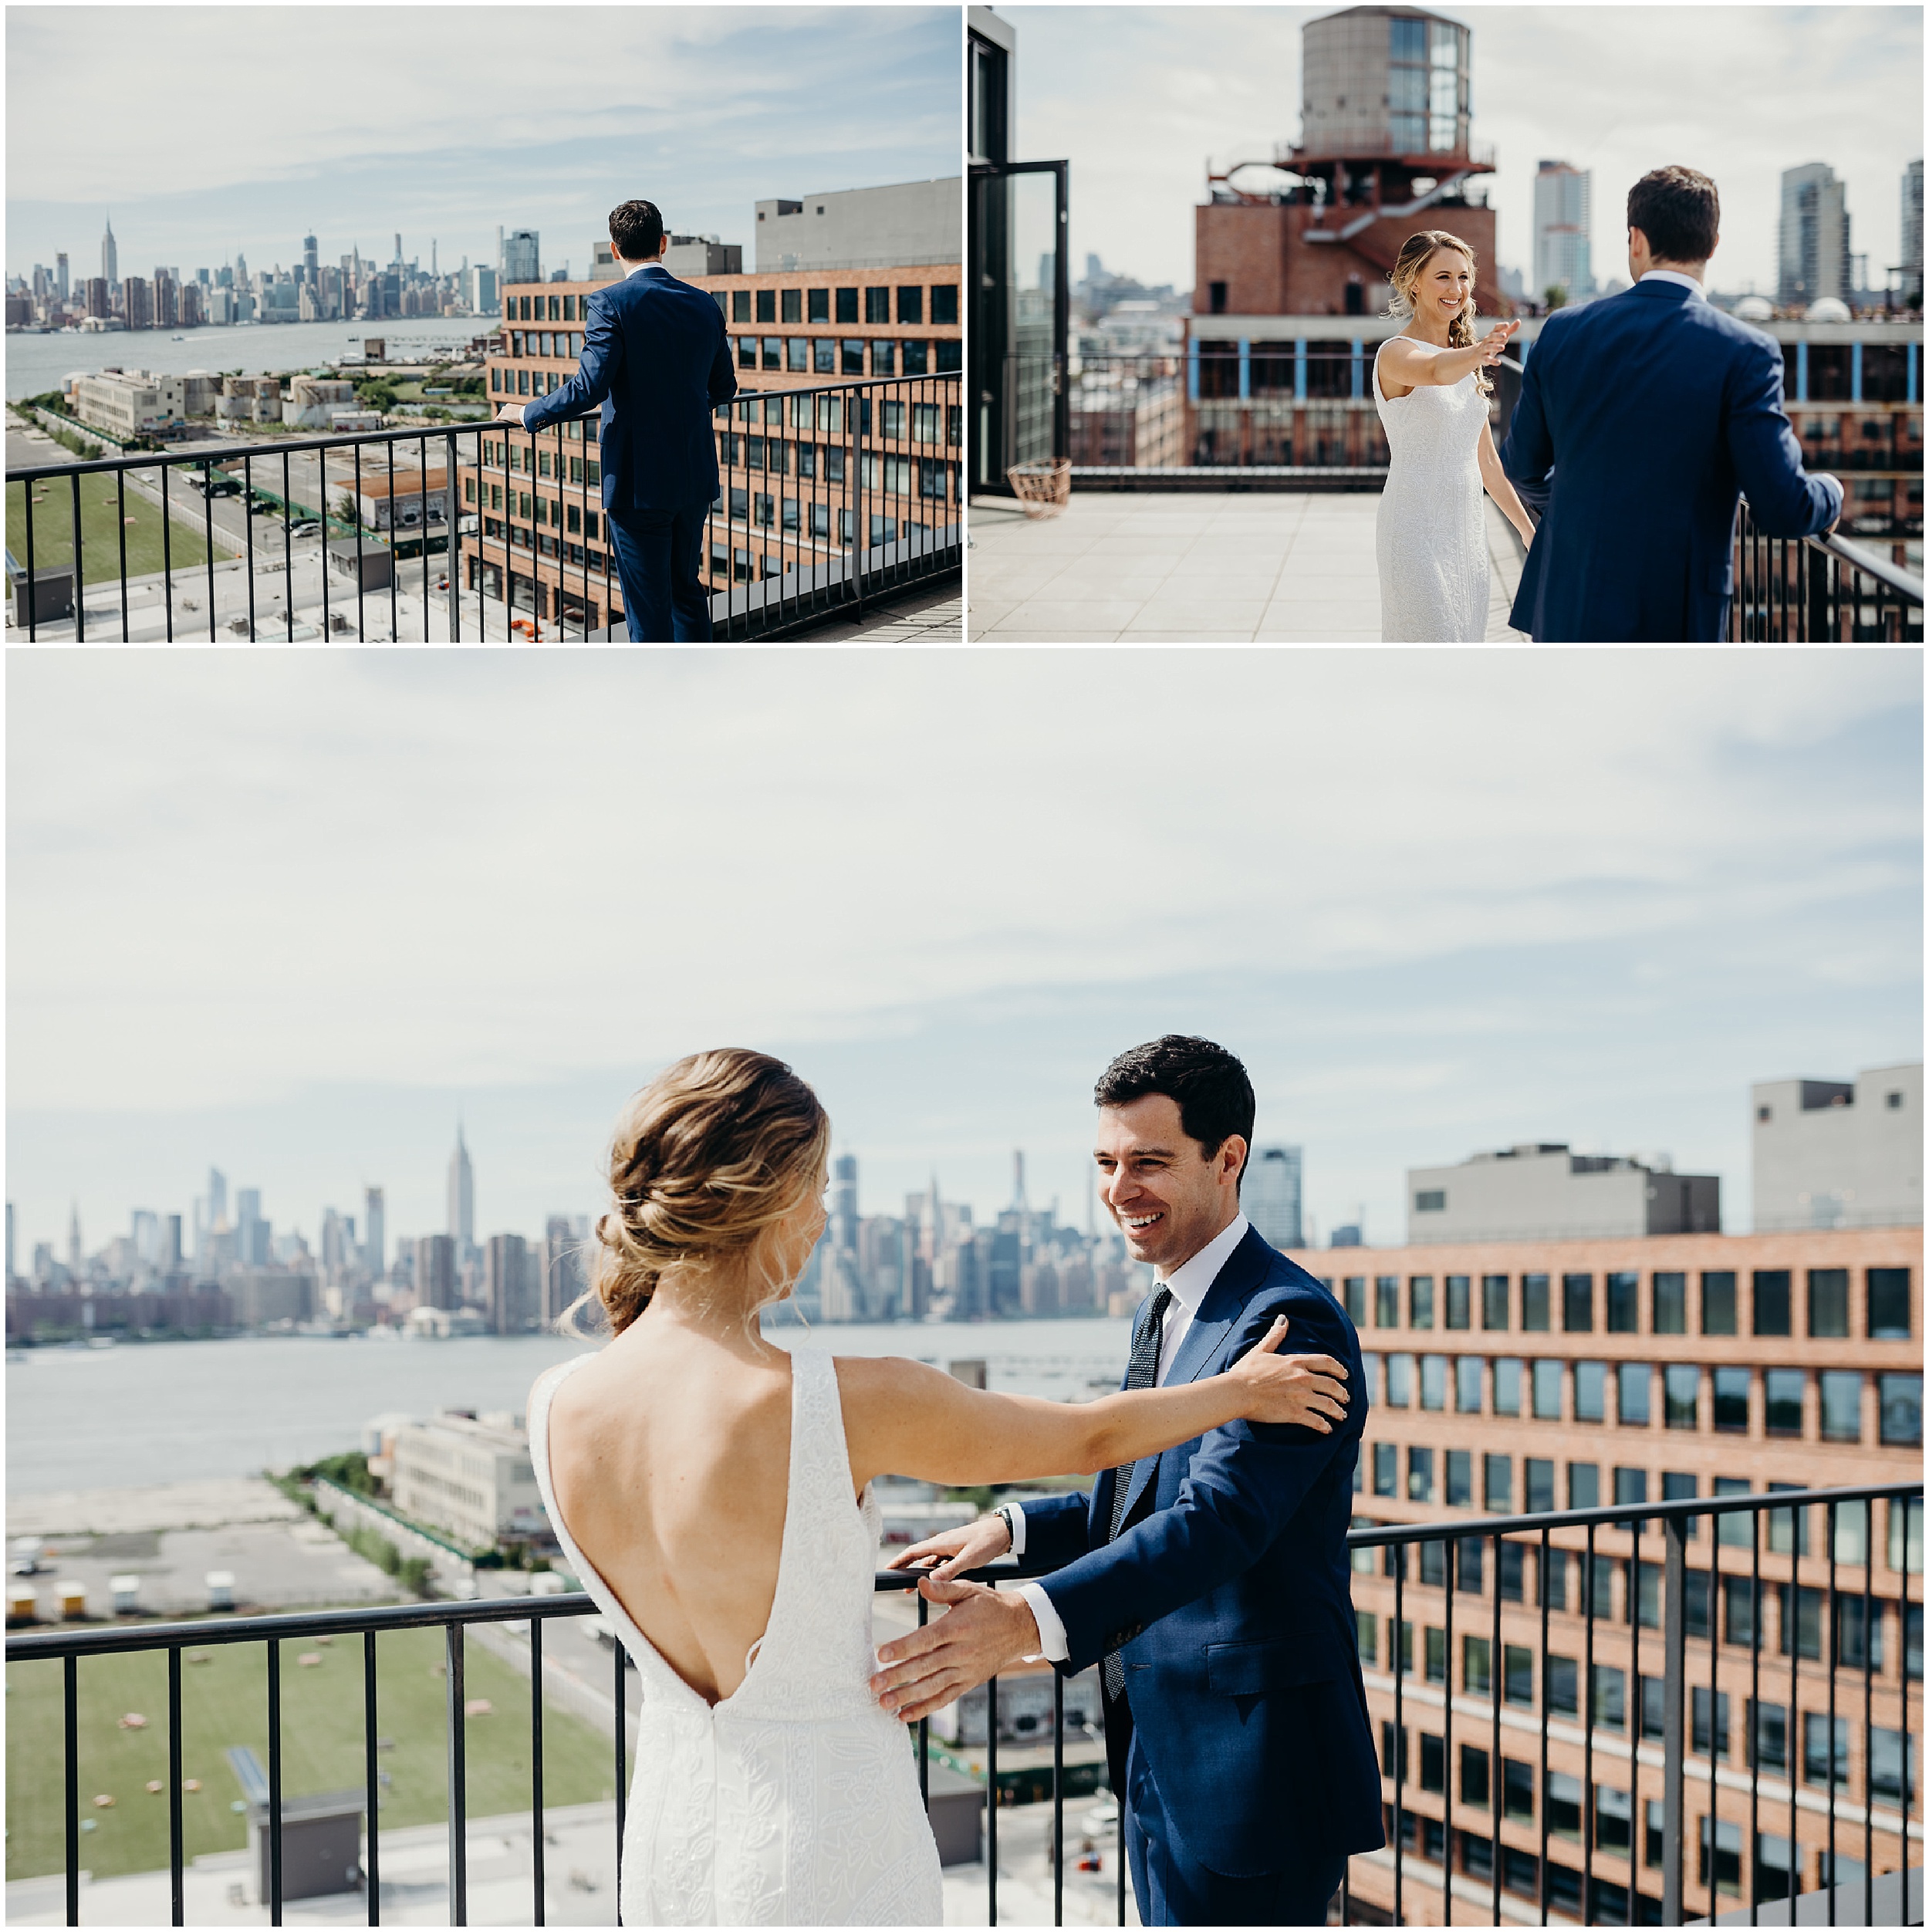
4, 5, 959, 274
1008, 5, 1923, 295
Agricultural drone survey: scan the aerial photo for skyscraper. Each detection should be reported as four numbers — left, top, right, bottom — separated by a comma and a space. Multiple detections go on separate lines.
1245, 1145, 1305, 1251
447, 1125, 474, 1249
501, 229, 540, 285
1909, 157, 1924, 309
541, 1214, 586, 1326
1533, 160, 1593, 304
1779, 162, 1850, 308
364, 1185, 386, 1282
485, 1232, 531, 1334
832, 1152, 860, 1254
100, 215, 117, 287
55, 253, 68, 302
416, 1233, 457, 1310
208, 1167, 228, 1228
67, 1203, 83, 1274
236, 1187, 269, 1267
303, 232, 319, 280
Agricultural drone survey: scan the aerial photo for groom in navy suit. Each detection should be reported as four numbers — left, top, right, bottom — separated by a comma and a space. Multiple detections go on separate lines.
504, 199, 736, 640
1502, 164, 1843, 642
873, 1036, 1383, 1925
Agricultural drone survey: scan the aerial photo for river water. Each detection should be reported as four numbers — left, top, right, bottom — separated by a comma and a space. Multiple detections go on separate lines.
4, 1317, 1136, 1498
5, 318, 489, 400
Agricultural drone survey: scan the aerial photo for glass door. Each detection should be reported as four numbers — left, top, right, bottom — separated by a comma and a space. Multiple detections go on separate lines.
968, 160, 1069, 495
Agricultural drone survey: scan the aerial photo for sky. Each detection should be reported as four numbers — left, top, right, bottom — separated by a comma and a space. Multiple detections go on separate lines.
6, 649, 1920, 1271
4, 5, 960, 284
1003, 5, 1924, 297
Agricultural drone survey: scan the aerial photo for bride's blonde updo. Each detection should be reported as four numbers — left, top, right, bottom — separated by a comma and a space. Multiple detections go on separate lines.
572, 1048, 830, 1339
1386, 230, 1493, 397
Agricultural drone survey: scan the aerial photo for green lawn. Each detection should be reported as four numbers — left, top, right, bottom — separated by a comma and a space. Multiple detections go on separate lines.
6, 1621, 627, 1882
6, 471, 237, 587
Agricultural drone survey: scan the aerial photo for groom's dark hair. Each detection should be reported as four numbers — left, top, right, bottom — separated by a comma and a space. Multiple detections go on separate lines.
610, 200, 666, 262
1095, 1035, 1255, 1187
1627, 167, 1719, 265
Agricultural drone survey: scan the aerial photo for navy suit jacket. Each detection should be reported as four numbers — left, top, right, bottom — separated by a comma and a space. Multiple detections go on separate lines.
520, 263, 736, 514
1500, 278, 1842, 641
1012, 1226, 1383, 1879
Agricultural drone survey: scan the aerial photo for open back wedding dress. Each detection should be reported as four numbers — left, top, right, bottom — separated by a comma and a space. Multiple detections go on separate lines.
1373, 336, 1491, 640
529, 1346, 944, 1926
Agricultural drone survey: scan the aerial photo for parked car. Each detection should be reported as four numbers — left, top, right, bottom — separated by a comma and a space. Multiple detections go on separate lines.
289, 519, 323, 539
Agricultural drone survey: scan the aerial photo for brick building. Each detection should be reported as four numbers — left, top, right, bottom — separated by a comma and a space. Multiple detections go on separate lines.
1322, 1225, 1921, 1924
461, 244, 961, 633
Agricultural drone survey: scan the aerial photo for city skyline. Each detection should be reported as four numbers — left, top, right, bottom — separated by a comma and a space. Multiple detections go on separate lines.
6, 649, 1919, 1260
1006, 5, 1924, 302
4, 5, 961, 283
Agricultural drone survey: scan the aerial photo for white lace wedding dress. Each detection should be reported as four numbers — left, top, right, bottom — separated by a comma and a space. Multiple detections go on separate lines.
1373, 336, 1490, 640
529, 1346, 944, 1926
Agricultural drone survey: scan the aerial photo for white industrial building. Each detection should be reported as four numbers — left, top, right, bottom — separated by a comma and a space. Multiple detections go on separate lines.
390, 1411, 544, 1552
1752, 1061, 1922, 1231
1406, 1144, 1720, 1244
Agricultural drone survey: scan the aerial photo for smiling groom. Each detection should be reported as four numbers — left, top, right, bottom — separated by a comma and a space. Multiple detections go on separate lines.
873, 1035, 1384, 1926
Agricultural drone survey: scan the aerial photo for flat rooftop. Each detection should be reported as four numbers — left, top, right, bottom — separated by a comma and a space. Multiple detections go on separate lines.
967, 489, 1528, 643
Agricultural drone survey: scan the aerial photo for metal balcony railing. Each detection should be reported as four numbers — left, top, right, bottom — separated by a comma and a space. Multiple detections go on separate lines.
1730, 500, 1925, 640
6, 1479, 1919, 1928
5, 372, 961, 642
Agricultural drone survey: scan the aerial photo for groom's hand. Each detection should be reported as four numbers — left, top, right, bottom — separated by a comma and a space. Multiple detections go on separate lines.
495, 402, 526, 426
869, 1576, 1041, 1723
884, 1514, 1012, 1581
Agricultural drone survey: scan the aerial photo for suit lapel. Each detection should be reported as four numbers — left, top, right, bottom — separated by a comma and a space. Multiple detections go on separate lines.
1114, 1228, 1272, 1523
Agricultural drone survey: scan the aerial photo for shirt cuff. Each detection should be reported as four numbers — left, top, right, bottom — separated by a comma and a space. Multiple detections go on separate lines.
1014, 1580, 1069, 1664
1005, 1501, 1027, 1558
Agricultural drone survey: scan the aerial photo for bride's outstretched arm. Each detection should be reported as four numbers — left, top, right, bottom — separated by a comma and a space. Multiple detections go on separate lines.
836, 1316, 1348, 1492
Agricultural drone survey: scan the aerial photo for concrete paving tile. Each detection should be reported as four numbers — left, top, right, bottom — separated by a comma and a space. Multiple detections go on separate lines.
995, 598, 1150, 630
1112, 630, 1258, 642
1127, 597, 1269, 628
1151, 573, 1285, 600
975, 626, 1125, 641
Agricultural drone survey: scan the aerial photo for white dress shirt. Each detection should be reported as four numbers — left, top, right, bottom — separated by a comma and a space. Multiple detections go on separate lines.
1637, 268, 1704, 298
1010, 1214, 1252, 1663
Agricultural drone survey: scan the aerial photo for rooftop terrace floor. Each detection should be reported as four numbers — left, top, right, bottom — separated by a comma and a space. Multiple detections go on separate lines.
967, 488, 1528, 642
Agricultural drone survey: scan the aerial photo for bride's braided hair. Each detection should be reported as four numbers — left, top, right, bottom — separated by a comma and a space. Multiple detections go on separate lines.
563, 1049, 830, 1339
1386, 230, 1495, 398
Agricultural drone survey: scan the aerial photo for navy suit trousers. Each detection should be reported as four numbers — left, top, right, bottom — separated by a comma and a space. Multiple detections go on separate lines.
606, 502, 711, 642
1123, 1729, 1346, 1927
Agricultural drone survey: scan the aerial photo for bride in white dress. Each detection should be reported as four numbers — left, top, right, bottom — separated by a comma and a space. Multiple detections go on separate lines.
528, 1048, 1352, 1926
1373, 229, 1537, 640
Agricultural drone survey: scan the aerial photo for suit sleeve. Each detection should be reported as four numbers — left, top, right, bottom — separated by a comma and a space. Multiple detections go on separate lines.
522, 289, 621, 435
1725, 333, 1842, 538
1500, 341, 1553, 506
1035, 1292, 1359, 1676
1007, 1489, 1091, 1575
708, 313, 738, 408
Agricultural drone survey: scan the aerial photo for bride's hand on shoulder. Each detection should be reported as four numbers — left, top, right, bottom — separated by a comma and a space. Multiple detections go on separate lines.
1225, 1316, 1351, 1432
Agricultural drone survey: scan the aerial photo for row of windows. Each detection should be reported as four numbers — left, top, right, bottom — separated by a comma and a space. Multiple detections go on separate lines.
734, 335, 961, 377
728, 393, 964, 444
1360, 1469, 1921, 1579
1361, 1352, 1922, 1444
1328, 1266, 1913, 1341
727, 283, 959, 327
708, 517, 941, 580
1380, 1729, 1914, 1885
721, 450, 956, 498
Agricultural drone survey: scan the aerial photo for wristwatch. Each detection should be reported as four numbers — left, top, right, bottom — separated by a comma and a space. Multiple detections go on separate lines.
995, 1504, 1017, 1555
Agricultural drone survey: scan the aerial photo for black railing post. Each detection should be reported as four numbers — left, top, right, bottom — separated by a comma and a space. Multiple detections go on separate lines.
117, 466, 130, 638
22, 476, 36, 640
269, 1635, 284, 1925
1826, 1501, 1838, 1925
1393, 1539, 1404, 1926
364, 1629, 380, 1927
1662, 1512, 1686, 1925
917, 1589, 931, 1812
530, 1615, 545, 1926
70, 468, 85, 643
1861, 1536, 1873, 1928
613, 1625, 627, 1909
200, 459, 215, 641
1052, 1667, 1065, 1927
1538, 1528, 1549, 1927
1491, 1532, 1502, 1928
64, 1652, 79, 1927
168, 1643, 184, 1925
1748, 1509, 1761, 1930
987, 1669, 999, 1927
446, 1622, 467, 1927
1442, 1532, 1454, 1924
1582, 1523, 1594, 1928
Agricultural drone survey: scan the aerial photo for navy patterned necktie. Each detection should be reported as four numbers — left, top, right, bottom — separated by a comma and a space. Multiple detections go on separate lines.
1103, 1285, 1172, 1700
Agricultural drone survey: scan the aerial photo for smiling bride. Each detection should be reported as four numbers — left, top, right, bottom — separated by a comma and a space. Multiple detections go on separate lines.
1371, 230, 1536, 641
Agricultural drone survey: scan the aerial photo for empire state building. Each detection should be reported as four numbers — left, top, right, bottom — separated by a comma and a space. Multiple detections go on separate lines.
100, 214, 117, 287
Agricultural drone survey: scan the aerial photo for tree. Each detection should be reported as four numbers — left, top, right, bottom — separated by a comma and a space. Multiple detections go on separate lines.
1544, 285, 1569, 312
